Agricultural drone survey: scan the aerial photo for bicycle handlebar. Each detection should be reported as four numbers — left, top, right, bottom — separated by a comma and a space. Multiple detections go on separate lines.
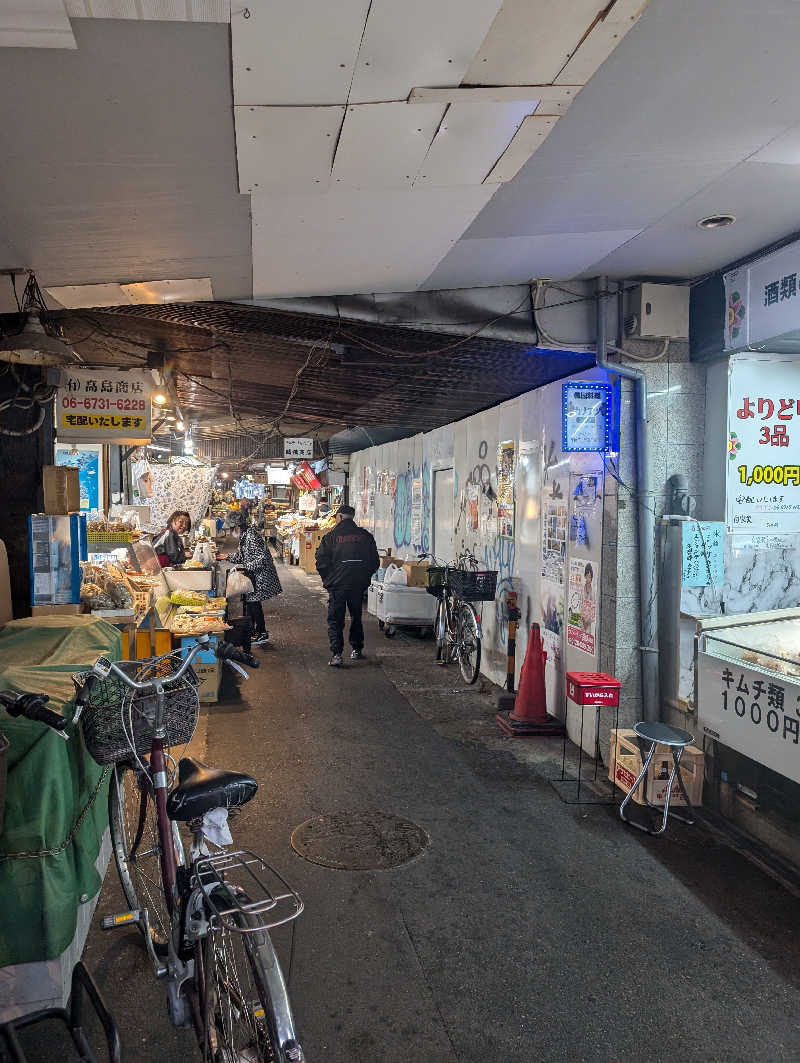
0, 691, 69, 739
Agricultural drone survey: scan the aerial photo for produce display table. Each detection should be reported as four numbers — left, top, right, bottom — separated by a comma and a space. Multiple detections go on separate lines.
0, 616, 122, 1020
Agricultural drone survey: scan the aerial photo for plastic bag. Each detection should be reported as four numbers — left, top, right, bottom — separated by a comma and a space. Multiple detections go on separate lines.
226, 568, 255, 597
383, 563, 407, 586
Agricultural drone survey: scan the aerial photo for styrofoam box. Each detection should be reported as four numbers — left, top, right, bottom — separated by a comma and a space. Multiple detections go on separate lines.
377, 583, 437, 626
163, 567, 213, 592
367, 578, 380, 617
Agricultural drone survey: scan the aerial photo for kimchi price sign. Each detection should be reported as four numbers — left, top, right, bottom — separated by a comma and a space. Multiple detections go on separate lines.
727, 356, 800, 532
57, 369, 152, 443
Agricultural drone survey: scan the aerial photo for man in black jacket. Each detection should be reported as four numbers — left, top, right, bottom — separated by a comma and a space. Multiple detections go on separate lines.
315, 505, 379, 667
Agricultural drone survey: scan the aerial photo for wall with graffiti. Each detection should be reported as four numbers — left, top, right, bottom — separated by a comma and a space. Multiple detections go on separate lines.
348, 368, 612, 734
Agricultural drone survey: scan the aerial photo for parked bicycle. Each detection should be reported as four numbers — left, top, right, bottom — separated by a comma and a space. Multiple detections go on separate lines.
422, 550, 498, 685
1, 636, 305, 1063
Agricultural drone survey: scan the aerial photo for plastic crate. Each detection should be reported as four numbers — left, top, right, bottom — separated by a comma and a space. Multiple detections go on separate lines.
448, 569, 498, 603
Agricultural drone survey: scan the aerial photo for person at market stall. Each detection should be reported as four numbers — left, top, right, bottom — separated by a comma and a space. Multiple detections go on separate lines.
315, 504, 379, 667
221, 521, 282, 645
152, 510, 191, 567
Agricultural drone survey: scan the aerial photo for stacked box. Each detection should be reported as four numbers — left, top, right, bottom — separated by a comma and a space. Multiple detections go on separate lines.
43, 466, 80, 514
609, 728, 704, 807
402, 561, 430, 588
300, 529, 324, 574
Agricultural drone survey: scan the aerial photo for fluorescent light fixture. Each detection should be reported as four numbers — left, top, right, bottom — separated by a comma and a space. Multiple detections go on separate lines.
153, 392, 167, 405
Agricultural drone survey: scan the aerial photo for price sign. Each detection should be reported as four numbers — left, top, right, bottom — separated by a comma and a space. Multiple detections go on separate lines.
56, 369, 152, 443
562, 382, 612, 453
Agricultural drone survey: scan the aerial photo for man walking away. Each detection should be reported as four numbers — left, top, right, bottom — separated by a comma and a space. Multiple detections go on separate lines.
315, 505, 379, 667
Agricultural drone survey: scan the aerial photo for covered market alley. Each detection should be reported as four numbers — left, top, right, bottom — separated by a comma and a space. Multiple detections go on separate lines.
79, 561, 800, 1063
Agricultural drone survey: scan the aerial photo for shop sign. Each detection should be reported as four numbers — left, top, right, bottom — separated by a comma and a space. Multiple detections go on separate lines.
284, 437, 314, 459
726, 356, 800, 531
724, 239, 800, 350
56, 369, 152, 443
697, 654, 800, 785
562, 381, 611, 453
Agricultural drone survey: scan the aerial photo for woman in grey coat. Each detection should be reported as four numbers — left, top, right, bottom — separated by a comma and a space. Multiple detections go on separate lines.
226, 523, 282, 644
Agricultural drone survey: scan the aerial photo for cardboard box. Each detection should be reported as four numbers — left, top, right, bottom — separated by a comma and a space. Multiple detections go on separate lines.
403, 561, 430, 588
43, 466, 80, 515
301, 529, 324, 574
194, 660, 220, 704
609, 728, 704, 807
379, 555, 398, 569
28, 513, 87, 606
31, 604, 84, 616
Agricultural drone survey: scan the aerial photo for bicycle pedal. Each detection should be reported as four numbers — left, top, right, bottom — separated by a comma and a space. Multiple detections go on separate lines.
101, 910, 140, 930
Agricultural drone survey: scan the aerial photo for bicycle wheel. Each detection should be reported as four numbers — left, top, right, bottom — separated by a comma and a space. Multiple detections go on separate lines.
203, 885, 303, 1063
434, 599, 448, 662
108, 762, 183, 951
455, 603, 481, 685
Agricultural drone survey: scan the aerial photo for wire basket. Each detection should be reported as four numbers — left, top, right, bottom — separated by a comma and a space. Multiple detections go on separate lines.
75, 652, 199, 766
448, 569, 498, 602
425, 567, 446, 599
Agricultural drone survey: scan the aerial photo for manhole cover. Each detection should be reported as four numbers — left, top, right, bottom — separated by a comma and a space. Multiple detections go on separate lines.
291, 811, 430, 870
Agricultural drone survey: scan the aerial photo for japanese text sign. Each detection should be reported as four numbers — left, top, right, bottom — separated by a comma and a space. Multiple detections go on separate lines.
724, 238, 800, 350
562, 382, 611, 452
283, 437, 314, 459
726, 357, 800, 532
681, 521, 724, 587
56, 369, 152, 443
698, 655, 800, 785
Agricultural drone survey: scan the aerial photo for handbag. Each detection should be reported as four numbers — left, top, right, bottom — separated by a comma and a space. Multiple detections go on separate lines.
226, 567, 255, 597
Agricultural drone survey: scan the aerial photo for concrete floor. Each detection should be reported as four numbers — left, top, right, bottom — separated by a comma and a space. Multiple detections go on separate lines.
80, 561, 800, 1063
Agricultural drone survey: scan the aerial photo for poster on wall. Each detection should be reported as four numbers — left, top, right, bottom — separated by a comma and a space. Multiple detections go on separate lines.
497, 440, 515, 539
540, 578, 564, 640
567, 557, 598, 655
467, 483, 479, 532
726, 357, 800, 531
411, 478, 423, 544
54, 443, 104, 513
682, 521, 724, 586
542, 499, 568, 581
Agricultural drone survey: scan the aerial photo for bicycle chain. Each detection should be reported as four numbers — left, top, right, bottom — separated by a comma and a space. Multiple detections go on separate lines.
0, 765, 111, 861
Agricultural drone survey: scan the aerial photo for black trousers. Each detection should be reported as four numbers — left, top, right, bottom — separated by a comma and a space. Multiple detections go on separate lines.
247, 600, 266, 635
327, 588, 364, 654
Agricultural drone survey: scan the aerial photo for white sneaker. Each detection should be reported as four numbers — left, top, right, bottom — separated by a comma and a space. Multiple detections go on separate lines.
329, 654, 343, 667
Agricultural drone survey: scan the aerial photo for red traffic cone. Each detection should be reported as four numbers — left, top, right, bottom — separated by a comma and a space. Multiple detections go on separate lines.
496, 623, 565, 737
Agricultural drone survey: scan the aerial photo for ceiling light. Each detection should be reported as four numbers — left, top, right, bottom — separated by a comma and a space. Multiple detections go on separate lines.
165, 414, 176, 422
175, 420, 185, 432
697, 214, 736, 230
221, 472, 229, 479
153, 391, 167, 405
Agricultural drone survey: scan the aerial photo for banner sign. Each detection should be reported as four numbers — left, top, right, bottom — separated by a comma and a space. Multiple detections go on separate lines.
724, 238, 800, 350
698, 653, 800, 785
284, 437, 314, 459
726, 357, 800, 531
57, 369, 152, 443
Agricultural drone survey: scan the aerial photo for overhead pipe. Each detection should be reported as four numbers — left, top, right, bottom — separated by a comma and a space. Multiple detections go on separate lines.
595, 277, 659, 722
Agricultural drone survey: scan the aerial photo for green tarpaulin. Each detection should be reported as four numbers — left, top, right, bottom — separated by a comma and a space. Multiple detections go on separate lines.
0, 616, 121, 968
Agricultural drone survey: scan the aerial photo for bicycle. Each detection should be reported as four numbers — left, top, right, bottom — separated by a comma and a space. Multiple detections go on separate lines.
422, 551, 498, 685
1, 636, 305, 1063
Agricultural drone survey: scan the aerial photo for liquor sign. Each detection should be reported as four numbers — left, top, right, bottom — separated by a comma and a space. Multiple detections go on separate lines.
726, 356, 800, 532
283, 437, 314, 459
56, 369, 152, 443
697, 653, 800, 785
562, 381, 611, 453
724, 238, 800, 350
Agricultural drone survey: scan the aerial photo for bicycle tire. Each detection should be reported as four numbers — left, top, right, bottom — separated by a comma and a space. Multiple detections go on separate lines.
108, 762, 184, 952
434, 599, 447, 662
203, 884, 304, 1063
455, 603, 481, 685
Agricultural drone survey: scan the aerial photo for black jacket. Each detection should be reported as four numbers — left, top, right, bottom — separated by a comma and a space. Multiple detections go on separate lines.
315, 518, 379, 592
152, 527, 186, 567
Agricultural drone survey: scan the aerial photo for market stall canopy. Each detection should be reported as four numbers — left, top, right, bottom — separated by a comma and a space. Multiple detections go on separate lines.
49, 302, 594, 443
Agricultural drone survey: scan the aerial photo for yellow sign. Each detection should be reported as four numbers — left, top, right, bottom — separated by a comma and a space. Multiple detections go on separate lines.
56, 369, 153, 443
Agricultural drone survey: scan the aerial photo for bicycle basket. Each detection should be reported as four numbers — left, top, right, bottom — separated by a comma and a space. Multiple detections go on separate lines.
425, 567, 446, 599
448, 569, 498, 602
74, 652, 199, 765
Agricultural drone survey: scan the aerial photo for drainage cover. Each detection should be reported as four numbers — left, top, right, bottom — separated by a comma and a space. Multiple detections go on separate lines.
290, 811, 429, 870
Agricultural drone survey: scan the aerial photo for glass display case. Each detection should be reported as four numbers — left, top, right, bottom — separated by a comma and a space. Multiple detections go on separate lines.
700, 613, 800, 679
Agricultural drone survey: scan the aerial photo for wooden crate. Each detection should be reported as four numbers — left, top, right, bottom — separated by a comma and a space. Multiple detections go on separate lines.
609, 728, 704, 807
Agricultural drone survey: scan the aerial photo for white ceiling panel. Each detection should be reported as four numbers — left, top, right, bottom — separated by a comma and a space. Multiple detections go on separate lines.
422, 230, 642, 289
555, 0, 650, 85
464, 0, 605, 85
231, 0, 370, 106
250, 186, 494, 297
235, 106, 343, 194
348, 0, 502, 105
66, 0, 230, 19
331, 103, 445, 189
0, 0, 76, 48
484, 115, 559, 184
121, 277, 213, 302
408, 85, 576, 112
45, 283, 131, 308
591, 161, 800, 279
750, 123, 800, 165
414, 101, 536, 187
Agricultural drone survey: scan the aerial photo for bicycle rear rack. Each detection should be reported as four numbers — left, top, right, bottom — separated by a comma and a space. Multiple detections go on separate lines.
194, 849, 303, 934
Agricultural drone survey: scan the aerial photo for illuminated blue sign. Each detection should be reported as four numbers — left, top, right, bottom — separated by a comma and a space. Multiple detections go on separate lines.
562, 381, 612, 453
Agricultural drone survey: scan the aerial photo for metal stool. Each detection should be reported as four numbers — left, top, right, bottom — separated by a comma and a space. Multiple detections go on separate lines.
619, 721, 696, 836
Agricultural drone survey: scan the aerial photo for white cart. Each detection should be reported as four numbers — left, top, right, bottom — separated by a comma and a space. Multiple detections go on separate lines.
376, 581, 437, 638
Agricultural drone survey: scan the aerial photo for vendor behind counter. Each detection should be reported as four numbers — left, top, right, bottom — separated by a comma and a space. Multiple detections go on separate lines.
152, 510, 191, 567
